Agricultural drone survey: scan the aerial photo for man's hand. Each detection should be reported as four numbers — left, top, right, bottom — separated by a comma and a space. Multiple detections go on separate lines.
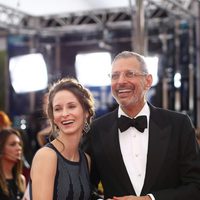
110, 195, 152, 200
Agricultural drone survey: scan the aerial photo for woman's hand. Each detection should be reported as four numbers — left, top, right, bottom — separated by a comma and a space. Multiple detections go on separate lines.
111, 195, 151, 200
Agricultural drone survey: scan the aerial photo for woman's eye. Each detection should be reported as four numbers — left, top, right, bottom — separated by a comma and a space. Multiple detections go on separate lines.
9, 142, 17, 146
54, 107, 61, 112
69, 105, 76, 109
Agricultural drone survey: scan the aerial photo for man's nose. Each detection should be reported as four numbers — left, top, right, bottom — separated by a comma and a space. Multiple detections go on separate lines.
117, 72, 127, 82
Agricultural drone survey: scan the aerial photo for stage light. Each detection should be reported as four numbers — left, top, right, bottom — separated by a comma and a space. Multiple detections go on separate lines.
174, 72, 181, 88
9, 53, 48, 93
144, 56, 159, 87
75, 52, 111, 87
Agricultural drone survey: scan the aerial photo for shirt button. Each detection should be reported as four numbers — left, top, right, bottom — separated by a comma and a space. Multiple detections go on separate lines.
138, 174, 141, 177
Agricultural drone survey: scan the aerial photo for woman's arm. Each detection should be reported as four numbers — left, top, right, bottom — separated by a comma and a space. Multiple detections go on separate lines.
20, 174, 26, 191
36, 126, 51, 147
84, 152, 91, 172
30, 147, 57, 200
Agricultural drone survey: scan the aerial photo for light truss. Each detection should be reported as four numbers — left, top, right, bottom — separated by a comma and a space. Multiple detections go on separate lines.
0, 4, 27, 28
0, 0, 198, 36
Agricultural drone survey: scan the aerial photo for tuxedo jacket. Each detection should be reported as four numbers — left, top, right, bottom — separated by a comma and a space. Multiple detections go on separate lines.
83, 103, 200, 200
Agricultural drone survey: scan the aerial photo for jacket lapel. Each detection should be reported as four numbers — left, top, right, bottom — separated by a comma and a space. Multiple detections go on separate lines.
141, 105, 171, 194
101, 109, 135, 194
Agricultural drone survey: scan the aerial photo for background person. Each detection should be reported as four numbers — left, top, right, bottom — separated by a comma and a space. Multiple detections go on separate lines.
0, 111, 30, 184
30, 77, 95, 200
0, 111, 12, 130
0, 128, 26, 200
36, 93, 52, 147
83, 51, 200, 200
195, 127, 200, 147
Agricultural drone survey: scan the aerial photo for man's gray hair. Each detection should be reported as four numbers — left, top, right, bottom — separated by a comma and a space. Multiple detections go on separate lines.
112, 51, 149, 73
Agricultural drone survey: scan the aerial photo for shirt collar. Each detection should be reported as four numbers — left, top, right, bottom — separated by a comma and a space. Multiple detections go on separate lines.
118, 102, 150, 119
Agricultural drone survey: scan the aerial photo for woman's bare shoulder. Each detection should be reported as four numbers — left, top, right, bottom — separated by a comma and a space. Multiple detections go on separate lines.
31, 146, 57, 176
33, 146, 56, 161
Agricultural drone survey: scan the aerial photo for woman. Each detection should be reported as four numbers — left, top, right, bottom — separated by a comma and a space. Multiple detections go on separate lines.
0, 111, 12, 130
0, 128, 26, 200
30, 77, 95, 200
36, 93, 52, 147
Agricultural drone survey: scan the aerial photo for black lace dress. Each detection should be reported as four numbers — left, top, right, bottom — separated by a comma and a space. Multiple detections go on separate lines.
0, 179, 24, 200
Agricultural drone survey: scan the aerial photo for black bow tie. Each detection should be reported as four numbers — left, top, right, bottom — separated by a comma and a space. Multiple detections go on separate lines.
118, 115, 147, 133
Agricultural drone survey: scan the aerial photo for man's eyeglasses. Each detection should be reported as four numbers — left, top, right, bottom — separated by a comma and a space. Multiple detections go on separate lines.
109, 70, 148, 81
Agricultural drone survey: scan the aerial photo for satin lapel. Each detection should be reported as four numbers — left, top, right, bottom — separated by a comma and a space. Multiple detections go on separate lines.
101, 110, 135, 194
141, 112, 171, 194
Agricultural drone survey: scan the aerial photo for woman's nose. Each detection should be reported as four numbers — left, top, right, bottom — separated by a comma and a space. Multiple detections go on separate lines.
16, 144, 22, 152
61, 108, 69, 116
16, 144, 22, 151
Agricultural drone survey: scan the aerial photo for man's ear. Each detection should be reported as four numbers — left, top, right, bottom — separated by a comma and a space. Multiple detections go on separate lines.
145, 74, 153, 89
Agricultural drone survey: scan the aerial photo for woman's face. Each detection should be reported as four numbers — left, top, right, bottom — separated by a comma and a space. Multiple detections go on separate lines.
53, 90, 87, 136
3, 134, 22, 163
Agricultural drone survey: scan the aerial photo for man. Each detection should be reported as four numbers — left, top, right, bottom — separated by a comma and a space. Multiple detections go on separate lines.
195, 127, 200, 147
83, 51, 200, 200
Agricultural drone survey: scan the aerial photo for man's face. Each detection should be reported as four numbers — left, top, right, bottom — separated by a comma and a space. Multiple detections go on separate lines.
111, 57, 152, 110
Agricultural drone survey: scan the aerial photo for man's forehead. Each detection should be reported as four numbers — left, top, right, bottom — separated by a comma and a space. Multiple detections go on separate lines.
112, 57, 141, 68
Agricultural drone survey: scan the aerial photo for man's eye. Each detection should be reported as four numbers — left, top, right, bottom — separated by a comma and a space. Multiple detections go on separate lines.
126, 71, 134, 77
112, 74, 119, 79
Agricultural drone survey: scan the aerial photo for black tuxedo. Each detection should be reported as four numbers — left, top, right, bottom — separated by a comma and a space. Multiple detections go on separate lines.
83, 103, 200, 199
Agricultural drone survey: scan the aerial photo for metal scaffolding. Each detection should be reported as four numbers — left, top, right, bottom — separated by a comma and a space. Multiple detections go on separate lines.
0, 0, 198, 36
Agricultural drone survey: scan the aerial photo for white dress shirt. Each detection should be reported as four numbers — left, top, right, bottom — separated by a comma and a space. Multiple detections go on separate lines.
118, 103, 155, 200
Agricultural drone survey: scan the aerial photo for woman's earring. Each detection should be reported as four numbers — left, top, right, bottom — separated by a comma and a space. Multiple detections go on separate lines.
83, 121, 90, 133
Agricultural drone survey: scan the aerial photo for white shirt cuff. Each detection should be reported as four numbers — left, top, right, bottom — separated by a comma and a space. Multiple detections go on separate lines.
147, 194, 155, 200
